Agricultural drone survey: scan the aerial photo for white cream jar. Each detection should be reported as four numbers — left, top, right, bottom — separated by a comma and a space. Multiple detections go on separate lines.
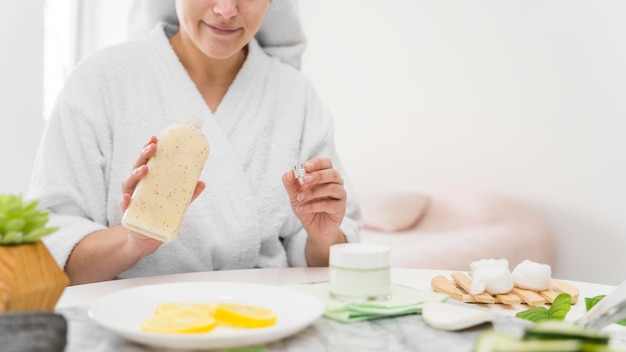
329, 243, 391, 302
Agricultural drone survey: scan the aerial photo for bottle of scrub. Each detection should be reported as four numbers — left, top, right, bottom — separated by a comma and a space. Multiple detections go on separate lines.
121, 122, 209, 242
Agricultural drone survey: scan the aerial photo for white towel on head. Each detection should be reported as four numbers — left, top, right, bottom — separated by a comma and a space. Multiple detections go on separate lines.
127, 0, 306, 69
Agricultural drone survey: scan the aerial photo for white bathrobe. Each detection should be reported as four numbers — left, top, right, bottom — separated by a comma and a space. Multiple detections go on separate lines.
28, 23, 361, 278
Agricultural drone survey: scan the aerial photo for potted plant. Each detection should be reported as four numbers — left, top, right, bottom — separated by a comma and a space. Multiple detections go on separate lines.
0, 194, 69, 312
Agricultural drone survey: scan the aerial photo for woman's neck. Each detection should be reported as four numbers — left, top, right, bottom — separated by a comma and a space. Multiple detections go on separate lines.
169, 32, 247, 112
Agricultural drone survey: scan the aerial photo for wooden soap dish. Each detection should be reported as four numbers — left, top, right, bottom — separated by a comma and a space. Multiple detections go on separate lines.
431, 272, 579, 306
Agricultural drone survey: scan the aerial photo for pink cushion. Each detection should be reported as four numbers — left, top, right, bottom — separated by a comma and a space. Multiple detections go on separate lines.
360, 192, 430, 232
359, 188, 556, 271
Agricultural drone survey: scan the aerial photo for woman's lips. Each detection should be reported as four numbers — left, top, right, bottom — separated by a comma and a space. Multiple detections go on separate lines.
204, 22, 240, 36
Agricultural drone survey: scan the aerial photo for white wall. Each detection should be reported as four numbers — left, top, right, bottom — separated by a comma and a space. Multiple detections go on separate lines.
299, 0, 626, 285
0, 2, 45, 195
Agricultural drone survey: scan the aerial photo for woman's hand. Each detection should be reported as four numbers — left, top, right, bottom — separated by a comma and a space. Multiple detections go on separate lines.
66, 136, 207, 285
119, 136, 206, 255
282, 157, 347, 266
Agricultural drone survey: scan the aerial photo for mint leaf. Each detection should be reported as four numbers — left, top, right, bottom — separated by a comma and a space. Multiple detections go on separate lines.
586, 295, 626, 326
515, 293, 571, 322
516, 306, 550, 322
549, 293, 572, 320
585, 295, 605, 311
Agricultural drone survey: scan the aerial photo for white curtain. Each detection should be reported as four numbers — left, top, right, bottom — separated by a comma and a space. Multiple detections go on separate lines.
72, 0, 134, 64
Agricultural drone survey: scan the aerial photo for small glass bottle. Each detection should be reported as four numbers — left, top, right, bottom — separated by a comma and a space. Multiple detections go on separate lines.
293, 163, 306, 184
329, 243, 391, 302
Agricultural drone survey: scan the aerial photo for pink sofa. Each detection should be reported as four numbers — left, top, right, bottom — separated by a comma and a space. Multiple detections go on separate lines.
358, 188, 556, 271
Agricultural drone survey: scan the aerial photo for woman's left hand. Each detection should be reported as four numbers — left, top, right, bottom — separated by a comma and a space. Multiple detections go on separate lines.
282, 157, 347, 265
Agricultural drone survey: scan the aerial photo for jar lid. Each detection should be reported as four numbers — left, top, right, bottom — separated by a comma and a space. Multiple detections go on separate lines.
329, 243, 391, 269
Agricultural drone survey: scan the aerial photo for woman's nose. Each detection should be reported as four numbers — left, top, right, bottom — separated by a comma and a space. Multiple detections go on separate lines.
213, 0, 238, 19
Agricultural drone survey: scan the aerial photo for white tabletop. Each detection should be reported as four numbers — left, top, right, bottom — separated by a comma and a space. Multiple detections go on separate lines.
54, 267, 626, 352
56, 267, 617, 320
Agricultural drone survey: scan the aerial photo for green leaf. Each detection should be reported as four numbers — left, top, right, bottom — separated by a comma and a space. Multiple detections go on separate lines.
5, 218, 26, 232
586, 295, 626, 326
22, 227, 58, 243
0, 194, 10, 211
22, 199, 39, 214
0, 214, 6, 232
549, 293, 572, 320
585, 295, 605, 311
516, 306, 551, 322
515, 293, 572, 322
21, 216, 48, 234
1, 231, 23, 244
0, 193, 56, 244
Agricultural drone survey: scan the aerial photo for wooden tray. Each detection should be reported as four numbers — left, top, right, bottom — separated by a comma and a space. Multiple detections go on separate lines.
431, 272, 579, 306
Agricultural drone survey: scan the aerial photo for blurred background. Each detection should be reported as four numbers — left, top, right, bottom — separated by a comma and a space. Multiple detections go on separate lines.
2, 0, 625, 284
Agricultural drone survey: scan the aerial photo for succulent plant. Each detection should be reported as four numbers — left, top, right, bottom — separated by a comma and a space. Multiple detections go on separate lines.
0, 194, 58, 245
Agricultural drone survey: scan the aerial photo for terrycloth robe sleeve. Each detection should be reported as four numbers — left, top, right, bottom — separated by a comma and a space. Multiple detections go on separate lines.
28, 65, 114, 270
281, 83, 362, 267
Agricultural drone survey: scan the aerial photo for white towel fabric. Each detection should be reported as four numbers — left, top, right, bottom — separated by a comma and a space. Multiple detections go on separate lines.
28, 23, 361, 279
127, 0, 306, 69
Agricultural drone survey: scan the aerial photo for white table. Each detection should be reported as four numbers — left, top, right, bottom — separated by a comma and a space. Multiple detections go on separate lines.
55, 267, 623, 351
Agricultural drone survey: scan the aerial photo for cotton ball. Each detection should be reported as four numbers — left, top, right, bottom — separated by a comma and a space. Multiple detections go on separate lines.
470, 258, 509, 272
512, 260, 552, 291
470, 265, 514, 295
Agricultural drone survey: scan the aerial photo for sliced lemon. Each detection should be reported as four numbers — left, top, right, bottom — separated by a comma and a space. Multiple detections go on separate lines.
214, 303, 277, 328
142, 309, 217, 334
155, 302, 217, 316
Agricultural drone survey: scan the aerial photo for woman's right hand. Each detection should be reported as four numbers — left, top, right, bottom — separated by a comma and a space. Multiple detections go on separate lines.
67, 136, 207, 285
119, 136, 206, 255
119, 136, 162, 255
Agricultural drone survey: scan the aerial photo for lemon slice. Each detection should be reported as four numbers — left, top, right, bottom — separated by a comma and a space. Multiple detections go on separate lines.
214, 303, 277, 328
155, 302, 216, 316
142, 309, 217, 334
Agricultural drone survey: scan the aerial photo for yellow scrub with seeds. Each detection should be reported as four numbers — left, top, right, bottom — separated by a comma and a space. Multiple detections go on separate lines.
122, 123, 209, 242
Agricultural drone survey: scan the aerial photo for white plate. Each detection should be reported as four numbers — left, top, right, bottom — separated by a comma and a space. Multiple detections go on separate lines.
88, 281, 325, 350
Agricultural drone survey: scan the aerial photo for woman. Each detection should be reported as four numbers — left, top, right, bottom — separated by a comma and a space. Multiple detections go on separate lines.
28, 0, 361, 285
127, 0, 306, 69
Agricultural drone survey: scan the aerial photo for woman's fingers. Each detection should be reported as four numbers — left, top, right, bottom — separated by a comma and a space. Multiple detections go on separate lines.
119, 193, 131, 212
120, 137, 157, 211
121, 164, 148, 197
296, 182, 345, 202
283, 157, 347, 215
282, 168, 303, 201
295, 197, 346, 215
305, 157, 332, 173
191, 181, 206, 202
293, 183, 346, 213
302, 158, 343, 185
289, 159, 346, 213
299, 168, 344, 188
124, 136, 157, 195
121, 137, 207, 214
133, 136, 157, 169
